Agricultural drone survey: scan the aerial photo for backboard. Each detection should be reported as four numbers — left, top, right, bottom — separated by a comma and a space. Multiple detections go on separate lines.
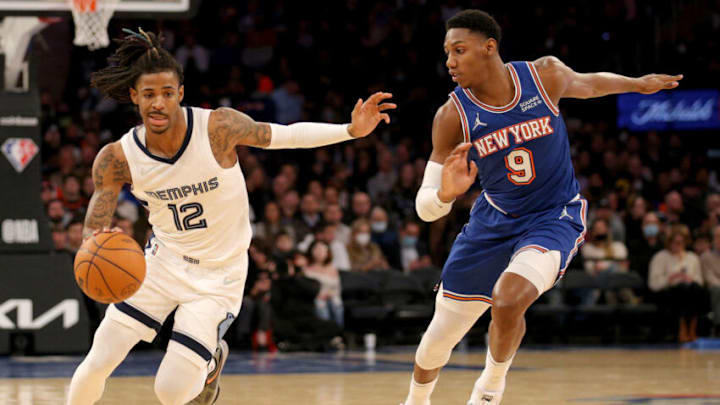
0, 0, 198, 18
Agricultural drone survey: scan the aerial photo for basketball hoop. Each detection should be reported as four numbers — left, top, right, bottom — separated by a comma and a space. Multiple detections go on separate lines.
69, 0, 118, 50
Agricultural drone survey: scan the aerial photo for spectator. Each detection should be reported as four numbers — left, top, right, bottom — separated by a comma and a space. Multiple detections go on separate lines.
628, 212, 665, 284
649, 225, 707, 342
399, 220, 432, 273
350, 191, 372, 222
51, 223, 68, 252
255, 201, 295, 244
304, 240, 344, 328
367, 149, 396, 203
294, 193, 322, 241
279, 190, 300, 222
298, 222, 351, 272
65, 217, 84, 255
323, 203, 351, 245
625, 195, 648, 243
60, 175, 85, 213
581, 218, 636, 305
369, 206, 401, 269
391, 162, 419, 221
270, 251, 344, 352
47, 199, 71, 228
347, 218, 389, 271
701, 225, 720, 336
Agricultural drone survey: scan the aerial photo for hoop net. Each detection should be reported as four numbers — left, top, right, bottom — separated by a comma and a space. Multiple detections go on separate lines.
69, 0, 118, 50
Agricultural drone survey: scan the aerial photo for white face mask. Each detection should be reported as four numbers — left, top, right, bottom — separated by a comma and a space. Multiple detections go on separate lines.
370, 221, 387, 233
355, 233, 371, 246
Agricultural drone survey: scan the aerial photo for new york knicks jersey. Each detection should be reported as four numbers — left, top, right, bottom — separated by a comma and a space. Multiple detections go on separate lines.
449, 61, 579, 216
119, 107, 251, 268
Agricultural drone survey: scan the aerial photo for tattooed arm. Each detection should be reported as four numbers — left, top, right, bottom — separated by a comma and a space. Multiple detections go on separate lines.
83, 142, 132, 240
208, 107, 271, 150
208, 93, 395, 153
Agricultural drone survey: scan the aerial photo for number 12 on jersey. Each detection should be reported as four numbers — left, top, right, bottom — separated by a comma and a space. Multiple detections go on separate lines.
504, 147, 536, 185
168, 203, 207, 231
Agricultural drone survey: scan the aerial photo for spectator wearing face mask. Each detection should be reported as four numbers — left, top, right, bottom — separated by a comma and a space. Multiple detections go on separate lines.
399, 220, 432, 273
628, 212, 665, 285
347, 218, 389, 272
581, 218, 638, 305
369, 206, 401, 269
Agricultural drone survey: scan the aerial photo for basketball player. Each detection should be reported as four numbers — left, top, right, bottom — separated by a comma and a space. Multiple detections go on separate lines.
404, 10, 681, 405
66, 29, 395, 405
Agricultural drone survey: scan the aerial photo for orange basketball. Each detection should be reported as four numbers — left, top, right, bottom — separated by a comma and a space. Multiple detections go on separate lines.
74, 232, 146, 304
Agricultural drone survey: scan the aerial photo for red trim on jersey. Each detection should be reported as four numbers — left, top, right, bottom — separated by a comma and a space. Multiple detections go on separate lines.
449, 92, 471, 143
462, 64, 522, 113
527, 62, 560, 116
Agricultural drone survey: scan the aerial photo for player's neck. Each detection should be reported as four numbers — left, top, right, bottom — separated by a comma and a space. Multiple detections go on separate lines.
144, 110, 188, 158
469, 59, 515, 107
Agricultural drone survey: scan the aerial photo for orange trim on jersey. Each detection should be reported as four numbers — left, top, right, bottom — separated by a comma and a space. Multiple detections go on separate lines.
504, 147, 536, 185
462, 64, 522, 113
443, 291, 494, 304
449, 92, 470, 143
517, 244, 549, 254
527, 62, 560, 116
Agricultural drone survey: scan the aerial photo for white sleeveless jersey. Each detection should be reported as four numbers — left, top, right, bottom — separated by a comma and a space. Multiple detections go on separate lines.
119, 107, 251, 268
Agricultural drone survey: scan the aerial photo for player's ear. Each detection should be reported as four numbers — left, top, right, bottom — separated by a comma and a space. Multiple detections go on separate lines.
485, 38, 498, 56
129, 87, 138, 105
178, 84, 184, 103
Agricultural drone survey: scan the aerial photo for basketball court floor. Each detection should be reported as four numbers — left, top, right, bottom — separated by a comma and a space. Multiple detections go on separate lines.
1, 346, 719, 404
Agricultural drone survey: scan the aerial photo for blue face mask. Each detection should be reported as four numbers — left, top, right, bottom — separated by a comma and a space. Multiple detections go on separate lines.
643, 224, 659, 238
402, 235, 417, 247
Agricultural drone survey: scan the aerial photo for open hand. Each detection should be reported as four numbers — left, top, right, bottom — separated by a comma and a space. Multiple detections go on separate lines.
636, 74, 683, 94
438, 143, 477, 202
347, 92, 396, 138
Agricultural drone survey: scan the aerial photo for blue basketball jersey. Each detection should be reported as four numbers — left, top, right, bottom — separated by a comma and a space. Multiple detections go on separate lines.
449, 61, 579, 216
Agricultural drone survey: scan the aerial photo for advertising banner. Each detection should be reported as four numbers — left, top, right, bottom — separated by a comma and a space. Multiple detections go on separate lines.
617, 90, 720, 131
0, 253, 90, 354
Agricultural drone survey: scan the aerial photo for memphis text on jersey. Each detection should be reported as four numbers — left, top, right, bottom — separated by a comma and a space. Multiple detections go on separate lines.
144, 177, 219, 201
473, 116, 554, 158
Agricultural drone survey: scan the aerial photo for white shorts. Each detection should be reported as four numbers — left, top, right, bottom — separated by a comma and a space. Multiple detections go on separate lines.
106, 237, 247, 367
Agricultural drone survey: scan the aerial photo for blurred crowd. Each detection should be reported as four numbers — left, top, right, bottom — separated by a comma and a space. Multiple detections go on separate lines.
35, 0, 720, 347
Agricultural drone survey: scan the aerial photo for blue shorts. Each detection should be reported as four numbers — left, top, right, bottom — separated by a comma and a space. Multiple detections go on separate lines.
441, 193, 588, 304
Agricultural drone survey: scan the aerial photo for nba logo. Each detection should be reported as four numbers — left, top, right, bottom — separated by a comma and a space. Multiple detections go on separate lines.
2, 138, 39, 173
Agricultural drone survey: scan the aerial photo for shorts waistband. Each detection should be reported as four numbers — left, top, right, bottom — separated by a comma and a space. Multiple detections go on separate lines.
482, 192, 582, 217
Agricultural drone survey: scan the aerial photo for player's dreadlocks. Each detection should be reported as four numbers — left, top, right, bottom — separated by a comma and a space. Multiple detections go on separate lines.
90, 28, 184, 103
446, 10, 502, 44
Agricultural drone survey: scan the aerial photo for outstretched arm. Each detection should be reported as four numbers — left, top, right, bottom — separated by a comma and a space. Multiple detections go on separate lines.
208, 92, 395, 151
83, 142, 131, 240
534, 56, 682, 105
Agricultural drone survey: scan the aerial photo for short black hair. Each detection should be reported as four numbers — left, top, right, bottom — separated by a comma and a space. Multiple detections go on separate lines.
446, 10, 502, 44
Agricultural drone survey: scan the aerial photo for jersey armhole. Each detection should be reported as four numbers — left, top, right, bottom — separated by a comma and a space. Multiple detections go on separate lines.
448, 92, 471, 143
526, 62, 560, 116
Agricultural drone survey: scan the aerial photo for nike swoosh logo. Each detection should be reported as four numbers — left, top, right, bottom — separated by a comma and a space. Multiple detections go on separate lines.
140, 165, 160, 176
222, 277, 242, 285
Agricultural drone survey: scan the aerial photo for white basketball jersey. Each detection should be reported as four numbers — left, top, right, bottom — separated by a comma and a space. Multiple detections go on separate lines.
119, 107, 251, 268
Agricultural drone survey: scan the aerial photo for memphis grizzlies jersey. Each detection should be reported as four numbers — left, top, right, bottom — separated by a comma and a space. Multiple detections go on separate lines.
449, 61, 579, 216
119, 107, 252, 268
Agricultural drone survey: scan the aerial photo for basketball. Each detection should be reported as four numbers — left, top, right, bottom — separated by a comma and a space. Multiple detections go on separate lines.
73, 232, 146, 304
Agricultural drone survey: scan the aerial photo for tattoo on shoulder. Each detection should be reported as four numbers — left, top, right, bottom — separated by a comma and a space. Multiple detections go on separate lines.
210, 107, 271, 150
93, 143, 131, 188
